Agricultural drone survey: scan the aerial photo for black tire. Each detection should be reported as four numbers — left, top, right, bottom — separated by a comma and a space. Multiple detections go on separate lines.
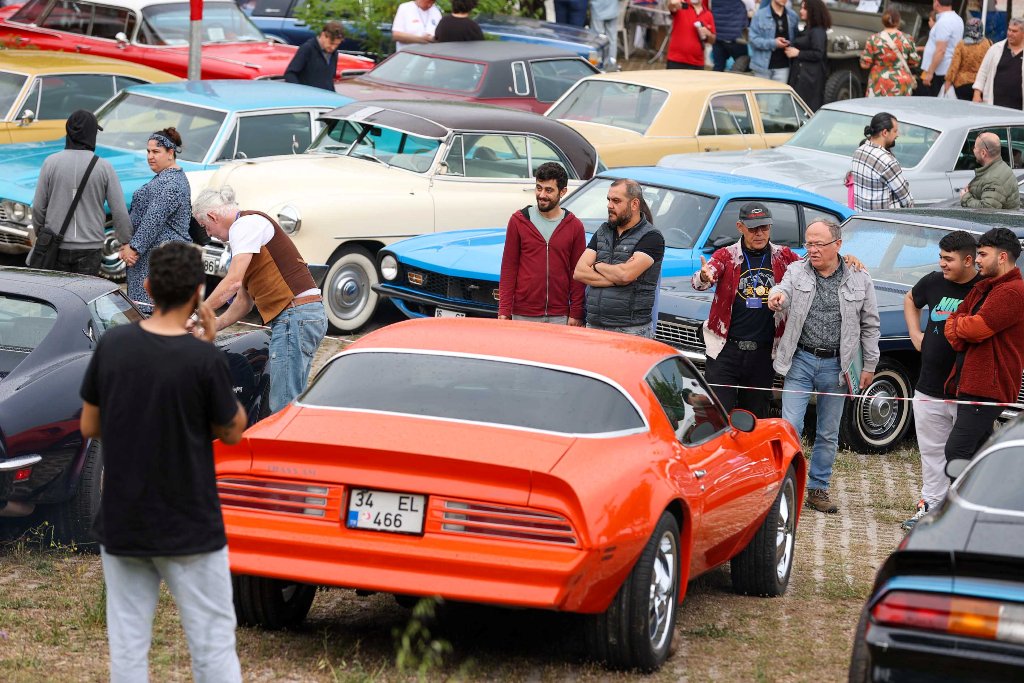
322, 245, 378, 333
824, 68, 864, 103
584, 512, 679, 672
840, 357, 914, 454
50, 440, 103, 550
848, 604, 871, 683
731, 465, 797, 596
232, 574, 316, 630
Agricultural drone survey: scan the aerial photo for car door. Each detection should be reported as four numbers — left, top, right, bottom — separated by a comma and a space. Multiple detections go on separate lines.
696, 93, 762, 153
946, 126, 1011, 198
752, 91, 811, 149
646, 357, 772, 575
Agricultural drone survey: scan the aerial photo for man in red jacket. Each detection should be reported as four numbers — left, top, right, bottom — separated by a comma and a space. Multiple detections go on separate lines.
944, 227, 1024, 465
498, 162, 586, 325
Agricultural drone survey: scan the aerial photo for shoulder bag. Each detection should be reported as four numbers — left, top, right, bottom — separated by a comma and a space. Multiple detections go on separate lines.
27, 154, 100, 270
879, 31, 917, 89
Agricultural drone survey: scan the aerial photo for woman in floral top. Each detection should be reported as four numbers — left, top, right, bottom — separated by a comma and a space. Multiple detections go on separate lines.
118, 127, 191, 313
860, 9, 921, 97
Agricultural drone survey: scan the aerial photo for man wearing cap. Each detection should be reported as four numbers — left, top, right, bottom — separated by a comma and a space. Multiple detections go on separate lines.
31, 110, 131, 275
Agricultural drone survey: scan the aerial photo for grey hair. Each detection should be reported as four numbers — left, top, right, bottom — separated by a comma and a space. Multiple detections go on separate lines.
192, 185, 238, 218
809, 217, 842, 241
1010, 17, 1024, 29
977, 132, 1002, 158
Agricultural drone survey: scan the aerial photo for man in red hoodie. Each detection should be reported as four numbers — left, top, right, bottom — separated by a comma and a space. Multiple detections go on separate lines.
944, 227, 1024, 465
498, 162, 586, 325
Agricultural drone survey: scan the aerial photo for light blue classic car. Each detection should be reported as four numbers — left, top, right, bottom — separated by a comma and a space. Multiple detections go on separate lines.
374, 167, 852, 319
0, 80, 350, 278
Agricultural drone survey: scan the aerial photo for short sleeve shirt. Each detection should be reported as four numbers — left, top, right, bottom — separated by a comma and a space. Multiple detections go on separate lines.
911, 270, 980, 397
392, 1, 442, 50
228, 213, 275, 256
922, 11, 964, 76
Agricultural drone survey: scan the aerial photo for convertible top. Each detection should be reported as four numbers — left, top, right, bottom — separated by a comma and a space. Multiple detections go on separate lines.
0, 267, 118, 307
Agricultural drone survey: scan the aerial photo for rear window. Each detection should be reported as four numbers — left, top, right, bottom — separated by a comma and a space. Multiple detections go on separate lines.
369, 53, 485, 94
955, 445, 1024, 513
301, 351, 646, 435
0, 295, 57, 377
548, 80, 668, 135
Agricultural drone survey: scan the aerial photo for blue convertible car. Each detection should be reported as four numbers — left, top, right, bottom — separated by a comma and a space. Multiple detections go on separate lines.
374, 167, 850, 318
0, 80, 349, 279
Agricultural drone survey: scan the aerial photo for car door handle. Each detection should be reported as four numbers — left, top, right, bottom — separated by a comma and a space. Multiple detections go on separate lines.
75, 44, 92, 52
704, 147, 720, 152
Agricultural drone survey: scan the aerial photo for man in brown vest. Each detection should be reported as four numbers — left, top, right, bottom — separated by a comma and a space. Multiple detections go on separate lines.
194, 186, 327, 413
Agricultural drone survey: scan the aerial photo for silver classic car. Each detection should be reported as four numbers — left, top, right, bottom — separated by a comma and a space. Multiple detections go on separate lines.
659, 98, 1024, 207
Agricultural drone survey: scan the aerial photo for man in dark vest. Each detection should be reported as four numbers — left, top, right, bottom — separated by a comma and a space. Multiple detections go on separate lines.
573, 178, 665, 337
194, 185, 327, 413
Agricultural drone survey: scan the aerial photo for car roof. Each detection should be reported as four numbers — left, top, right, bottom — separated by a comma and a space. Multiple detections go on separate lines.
578, 70, 794, 93
28, 0, 235, 11
0, 267, 119, 305
401, 40, 580, 62
347, 318, 676, 394
823, 97, 1024, 128
122, 80, 349, 111
0, 50, 177, 79
854, 209, 1024, 238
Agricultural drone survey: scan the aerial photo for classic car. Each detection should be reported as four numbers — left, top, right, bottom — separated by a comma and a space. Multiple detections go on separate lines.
849, 415, 1024, 682
546, 70, 813, 168
215, 317, 806, 672
239, 0, 611, 67
658, 97, 1024, 207
654, 208, 1024, 454
373, 167, 850, 319
334, 42, 600, 115
0, 50, 178, 145
198, 99, 600, 331
0, 267, 271, 547
0, 79, 349, 277
0, 0, 373, 80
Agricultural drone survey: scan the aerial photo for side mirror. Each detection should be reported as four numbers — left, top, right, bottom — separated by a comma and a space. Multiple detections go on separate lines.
945, 458, 970, 481
114, 31, 128, 47
18, 109, 35, 125
729, 408, 756, 433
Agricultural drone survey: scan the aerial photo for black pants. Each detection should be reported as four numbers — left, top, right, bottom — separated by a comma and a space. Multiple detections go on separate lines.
944, 399, 1003, 465
712, 40, 748, 72
55, 248, 102, 276
914, 74, 946, 97
666, 61, 703, 70
954, 83, 976, 100
704, 342, 774, 418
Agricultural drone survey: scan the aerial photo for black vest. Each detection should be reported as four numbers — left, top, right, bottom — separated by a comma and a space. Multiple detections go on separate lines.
586, 217, 662, 327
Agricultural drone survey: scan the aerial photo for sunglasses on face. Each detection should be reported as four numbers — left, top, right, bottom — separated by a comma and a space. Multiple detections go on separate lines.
745, 224, 771, 234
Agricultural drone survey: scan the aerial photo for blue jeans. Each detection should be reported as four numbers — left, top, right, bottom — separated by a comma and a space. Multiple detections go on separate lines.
587, 321, 653, 338
269, 302, 327, 413
554, 0, 587, 26
781, 349, 845, 491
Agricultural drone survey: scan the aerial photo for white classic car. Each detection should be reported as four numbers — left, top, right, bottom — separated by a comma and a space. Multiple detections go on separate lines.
201, 100, 600, 331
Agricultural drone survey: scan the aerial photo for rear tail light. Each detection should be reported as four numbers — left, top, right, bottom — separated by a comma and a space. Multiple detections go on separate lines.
873, 590, 1024, 645
218, 478, 330, 517
436, 499, 577, 545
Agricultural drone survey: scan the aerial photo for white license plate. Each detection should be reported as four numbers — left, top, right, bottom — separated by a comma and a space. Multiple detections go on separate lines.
202, 253, 219, 276
346, 488, 425, 534
434, 308, 465, 318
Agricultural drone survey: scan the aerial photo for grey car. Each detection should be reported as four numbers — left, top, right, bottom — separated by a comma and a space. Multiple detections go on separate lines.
658, 97, 1024, 208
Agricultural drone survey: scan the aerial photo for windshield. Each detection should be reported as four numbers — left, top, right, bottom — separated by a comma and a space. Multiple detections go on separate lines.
786, 109, 940, 169
96, 92, 226, 163
547, 80, 668, 135
302, 351, 645, 434
139, 2, 264, 45
368, 52, 485, 93
562, 177, 717, 249
956, 445, 1024, 513
89, 291, 143, 337
310, 119, 441, 173
0, 295, 57, 377
0, 72, 27, 119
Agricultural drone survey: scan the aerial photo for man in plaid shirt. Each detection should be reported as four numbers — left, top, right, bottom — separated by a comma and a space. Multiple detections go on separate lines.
850, 112, 914, 211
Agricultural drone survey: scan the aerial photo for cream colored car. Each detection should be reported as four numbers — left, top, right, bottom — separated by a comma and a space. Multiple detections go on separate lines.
200, 100, 599, 332
545, 71, 812, 168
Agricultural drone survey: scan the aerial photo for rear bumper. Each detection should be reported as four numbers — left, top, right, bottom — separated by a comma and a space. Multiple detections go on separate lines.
864, 622, 1024, 682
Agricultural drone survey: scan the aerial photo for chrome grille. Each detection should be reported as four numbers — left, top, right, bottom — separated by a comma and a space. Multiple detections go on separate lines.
0, 231, 30, 246
656, 319, 704, 351
0, 205, 8, 222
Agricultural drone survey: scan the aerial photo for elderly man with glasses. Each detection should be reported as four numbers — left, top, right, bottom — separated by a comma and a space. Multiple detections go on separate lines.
767, 219, 880, 514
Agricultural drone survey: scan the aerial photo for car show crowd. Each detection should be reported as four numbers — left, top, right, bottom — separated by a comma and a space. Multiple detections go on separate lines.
3, 0, 1024, 678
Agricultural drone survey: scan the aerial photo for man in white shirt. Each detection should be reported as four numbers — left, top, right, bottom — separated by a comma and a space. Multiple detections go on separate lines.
918, 0, 964, 96
392, 0, 442, 51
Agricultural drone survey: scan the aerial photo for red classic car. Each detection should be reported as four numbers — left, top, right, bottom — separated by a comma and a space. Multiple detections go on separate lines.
214, 318, 806, 671
0, 0, 372, 80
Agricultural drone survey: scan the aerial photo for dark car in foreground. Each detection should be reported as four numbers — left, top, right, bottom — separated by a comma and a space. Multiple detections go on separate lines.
0, 268, 271, 546
655, 209, 1024, 453
849, 415, 1024, 682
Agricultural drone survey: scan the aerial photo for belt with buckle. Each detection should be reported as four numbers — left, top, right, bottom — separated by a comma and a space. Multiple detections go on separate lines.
798, 343, 840, 358
287, 294, 322, 308
727, 339, 761, 351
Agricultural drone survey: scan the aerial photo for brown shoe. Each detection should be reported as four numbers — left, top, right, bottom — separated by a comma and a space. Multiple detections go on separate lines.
805, 488, 838, 513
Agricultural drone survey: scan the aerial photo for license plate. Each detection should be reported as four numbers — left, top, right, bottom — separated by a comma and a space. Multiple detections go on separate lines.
435, 308, 465, 318
346, 488, 425, 534
202, 253, 218, 276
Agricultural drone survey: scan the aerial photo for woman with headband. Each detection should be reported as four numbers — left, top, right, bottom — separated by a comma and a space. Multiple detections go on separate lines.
119, 127, 191, 313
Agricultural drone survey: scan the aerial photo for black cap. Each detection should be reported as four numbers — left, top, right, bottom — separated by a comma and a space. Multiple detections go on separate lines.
738, 201, 772, 228
65, 110, 102, 151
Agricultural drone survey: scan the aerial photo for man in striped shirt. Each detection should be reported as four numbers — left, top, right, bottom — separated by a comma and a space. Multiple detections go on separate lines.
850, 112, 914, 211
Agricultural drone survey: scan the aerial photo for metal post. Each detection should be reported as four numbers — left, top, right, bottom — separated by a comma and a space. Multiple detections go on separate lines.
188, 0, 202, 81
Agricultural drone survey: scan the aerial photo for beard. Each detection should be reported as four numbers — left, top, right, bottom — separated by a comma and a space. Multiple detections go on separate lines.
885, 138, 897, 150
608, 207, 634, 229
537, 196, 558, 212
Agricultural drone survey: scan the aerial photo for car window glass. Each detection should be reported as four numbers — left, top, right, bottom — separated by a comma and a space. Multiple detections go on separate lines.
441, 134, 466, 176
219, 111, 311, 160
955, 446, 1024, 512
37, 75, 116, 119
303, 352, 646, 435
249, 0, 293, 16
646, 357, 727, 445
755, 92, 806, 134
369, 52, 485, 93
0, 73, 27, 119
91, 4, 134, 39
955, 127, 1011, 171
10, 0, 49, 24
138, 1, 263, 46
707, 200, 801, 250
700, 93, 754, 136
96, 92, 226, 163
311, 119, 441, 172
463, 134, 530, 179
530, 59, 595, 103
786, 109, 939, 169
1011, 128, 1024, 170
548, 80, 668, 134
89, 291, 143, 337
114, 76, 147, 92
40, 0, 91, 34
0, 296, 58, 376
528, 136, 575, 178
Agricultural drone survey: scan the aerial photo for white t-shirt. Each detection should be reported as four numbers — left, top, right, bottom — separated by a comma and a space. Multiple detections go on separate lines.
392, 1, 441, 51
229, 213, 319, 298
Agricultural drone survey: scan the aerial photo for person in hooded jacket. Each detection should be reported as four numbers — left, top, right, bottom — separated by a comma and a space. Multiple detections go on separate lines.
31, 110, 131, 275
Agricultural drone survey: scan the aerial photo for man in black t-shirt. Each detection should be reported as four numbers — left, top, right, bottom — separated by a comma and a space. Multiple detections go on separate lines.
901, 230, 980, 530
434, 0, 484, 42
80, 242, 247, 682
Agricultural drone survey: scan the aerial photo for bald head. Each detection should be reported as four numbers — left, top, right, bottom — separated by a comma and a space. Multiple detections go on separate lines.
974, 133, 1002, 165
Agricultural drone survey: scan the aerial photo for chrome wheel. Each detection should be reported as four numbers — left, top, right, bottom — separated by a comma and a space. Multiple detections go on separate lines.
648, 530, 676, 651
776, 475, 796, 581
323, 246, 378, 332
327, 263, 369, 320
99, 225, 126, 281
842, 359, 914, 454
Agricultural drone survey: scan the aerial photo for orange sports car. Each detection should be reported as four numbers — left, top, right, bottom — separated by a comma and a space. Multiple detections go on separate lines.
215, 318, 806, 671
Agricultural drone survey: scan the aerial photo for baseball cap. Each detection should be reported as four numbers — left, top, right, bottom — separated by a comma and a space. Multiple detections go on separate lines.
739, 202, 772, 228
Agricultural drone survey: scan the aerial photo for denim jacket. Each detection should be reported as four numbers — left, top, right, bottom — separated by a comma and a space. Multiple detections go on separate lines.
769, 258, 880, 382
747, 4, 798, 74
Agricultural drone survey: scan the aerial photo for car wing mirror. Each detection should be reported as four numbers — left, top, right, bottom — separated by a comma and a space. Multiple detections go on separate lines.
115, 32, 129, 47
18, 109, 35, 126
945, 458, 970, 481
291, 134, 299, 154
729, 408, 756, 433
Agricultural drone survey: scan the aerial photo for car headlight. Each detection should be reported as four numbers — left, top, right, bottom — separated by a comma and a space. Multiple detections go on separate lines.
277, 205, 301, 234
2, 200, 29, 224
380, 254, 398, 281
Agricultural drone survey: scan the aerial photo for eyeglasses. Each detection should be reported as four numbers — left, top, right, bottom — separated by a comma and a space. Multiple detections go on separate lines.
803, 238, 840, 250
744, 224, 771, 234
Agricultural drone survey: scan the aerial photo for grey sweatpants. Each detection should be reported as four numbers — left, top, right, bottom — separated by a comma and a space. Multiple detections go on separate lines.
911, 390, 955, 507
